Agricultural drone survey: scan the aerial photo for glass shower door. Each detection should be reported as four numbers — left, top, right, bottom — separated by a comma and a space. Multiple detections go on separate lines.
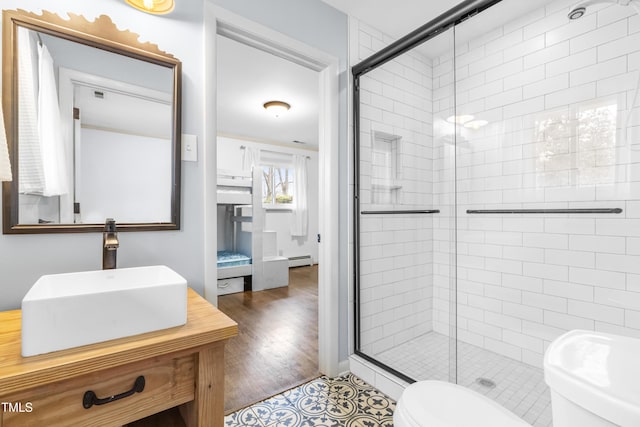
354, 25, 456, 383
354, 0, 640, 426
451, 1, 640, 426
450, 4, 560, 424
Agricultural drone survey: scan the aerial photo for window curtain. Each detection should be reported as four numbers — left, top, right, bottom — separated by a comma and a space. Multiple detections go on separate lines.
17, 27, 43, 193
38, 42, 69, 196
0, 99, 12, 181
242, 146, 260, 170
291, 154, 308, 237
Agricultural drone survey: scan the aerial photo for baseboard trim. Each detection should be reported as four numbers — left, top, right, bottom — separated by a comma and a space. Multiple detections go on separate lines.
337, 358, 350, 376
348, 354, 410, 400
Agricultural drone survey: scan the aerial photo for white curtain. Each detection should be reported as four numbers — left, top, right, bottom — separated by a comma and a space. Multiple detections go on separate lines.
17, 27, 43, 193
242, 146, 260, 170
0, 101, 12, 181
38, 43, 69, 196
291, 154, 308, 237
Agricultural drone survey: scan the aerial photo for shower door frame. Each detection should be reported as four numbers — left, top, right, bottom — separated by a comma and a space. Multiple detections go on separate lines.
352, 0, 503, 384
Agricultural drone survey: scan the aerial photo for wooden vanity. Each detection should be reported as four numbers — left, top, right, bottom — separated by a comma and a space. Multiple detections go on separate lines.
0, 288, 237, 427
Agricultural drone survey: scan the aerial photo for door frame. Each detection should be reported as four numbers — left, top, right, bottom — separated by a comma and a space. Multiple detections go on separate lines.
203, 3, 341, 377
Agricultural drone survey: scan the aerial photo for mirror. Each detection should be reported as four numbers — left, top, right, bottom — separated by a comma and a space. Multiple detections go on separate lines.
2, 10, 181, 233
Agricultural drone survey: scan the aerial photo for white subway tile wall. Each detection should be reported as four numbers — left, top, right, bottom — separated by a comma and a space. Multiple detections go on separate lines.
356, 0, 640, 374
356, 18, 437, 356
431, 1, 640, 368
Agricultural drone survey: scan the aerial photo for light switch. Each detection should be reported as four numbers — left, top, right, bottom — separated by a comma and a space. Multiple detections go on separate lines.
182, 134, 198, 162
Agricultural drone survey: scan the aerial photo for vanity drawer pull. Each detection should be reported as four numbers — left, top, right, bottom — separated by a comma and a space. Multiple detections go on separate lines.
83, 375, 145, 409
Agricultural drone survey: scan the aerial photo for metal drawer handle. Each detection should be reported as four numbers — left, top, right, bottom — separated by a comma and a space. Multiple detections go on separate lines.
83, 375, 145, 409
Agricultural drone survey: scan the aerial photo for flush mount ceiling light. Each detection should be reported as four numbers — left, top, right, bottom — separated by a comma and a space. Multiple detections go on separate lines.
125, 0, 175, 14
464, 119, 489, 130
446, 114, 475, 125
263, 101, 291, 118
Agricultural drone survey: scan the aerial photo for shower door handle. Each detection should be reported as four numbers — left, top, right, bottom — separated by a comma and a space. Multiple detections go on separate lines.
466, 208, 622, 214
360, 210, 440, 215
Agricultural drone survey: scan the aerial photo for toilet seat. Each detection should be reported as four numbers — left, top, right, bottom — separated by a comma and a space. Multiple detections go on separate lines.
394, 381, 531, 427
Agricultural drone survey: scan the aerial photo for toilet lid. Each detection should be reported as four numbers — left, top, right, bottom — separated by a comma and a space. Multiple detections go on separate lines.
399, 381, 531, 427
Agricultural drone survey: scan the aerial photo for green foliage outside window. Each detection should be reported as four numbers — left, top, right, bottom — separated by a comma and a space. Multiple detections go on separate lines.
263, 166, 294, 205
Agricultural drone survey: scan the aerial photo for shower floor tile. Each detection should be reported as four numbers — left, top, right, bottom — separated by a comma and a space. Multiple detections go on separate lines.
376, 332, 553, 427
224, 374, 395, 426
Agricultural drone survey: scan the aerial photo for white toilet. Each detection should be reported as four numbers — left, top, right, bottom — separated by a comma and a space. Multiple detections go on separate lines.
394, 380, 531, 426
394, 330, 640, 427
544, 330, 640, 427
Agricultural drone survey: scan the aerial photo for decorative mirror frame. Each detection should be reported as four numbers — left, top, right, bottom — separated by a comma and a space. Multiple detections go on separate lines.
2, 9, 182, 234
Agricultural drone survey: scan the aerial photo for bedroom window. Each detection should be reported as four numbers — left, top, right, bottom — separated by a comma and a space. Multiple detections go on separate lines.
262, 166, 294, 206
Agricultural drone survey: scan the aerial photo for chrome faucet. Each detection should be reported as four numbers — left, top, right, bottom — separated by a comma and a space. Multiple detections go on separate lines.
102, 218, 119, 270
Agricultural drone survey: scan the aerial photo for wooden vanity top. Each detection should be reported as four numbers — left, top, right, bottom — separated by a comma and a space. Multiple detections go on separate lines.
0, 288, 237, 397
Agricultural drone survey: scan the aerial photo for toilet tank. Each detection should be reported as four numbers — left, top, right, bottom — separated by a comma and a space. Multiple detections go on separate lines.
544, 330, 640, 427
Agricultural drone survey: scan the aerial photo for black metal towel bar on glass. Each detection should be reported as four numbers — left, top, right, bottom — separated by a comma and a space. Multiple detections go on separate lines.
466, 208, 622, 214
361, 210, 440, 215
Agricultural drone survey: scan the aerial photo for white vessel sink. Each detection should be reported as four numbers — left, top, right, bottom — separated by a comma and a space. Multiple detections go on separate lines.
21, 265, 187, 357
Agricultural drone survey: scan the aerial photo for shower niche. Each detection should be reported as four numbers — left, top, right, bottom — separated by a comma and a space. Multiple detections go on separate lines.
370, 131, 402, 205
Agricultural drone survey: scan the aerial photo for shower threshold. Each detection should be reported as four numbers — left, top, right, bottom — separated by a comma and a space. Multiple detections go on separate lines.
375, 331, 552, 427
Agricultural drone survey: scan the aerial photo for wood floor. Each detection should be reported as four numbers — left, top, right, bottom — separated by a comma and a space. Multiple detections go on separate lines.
219, 264, 319, 414
127, 265, 319, 425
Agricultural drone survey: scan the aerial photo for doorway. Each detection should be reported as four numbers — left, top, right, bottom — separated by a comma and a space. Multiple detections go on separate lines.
216, 31, 320, 412
206, 3, 340, 411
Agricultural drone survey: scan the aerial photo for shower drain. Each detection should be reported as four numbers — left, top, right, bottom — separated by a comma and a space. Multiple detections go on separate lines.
475, 377, 496, 388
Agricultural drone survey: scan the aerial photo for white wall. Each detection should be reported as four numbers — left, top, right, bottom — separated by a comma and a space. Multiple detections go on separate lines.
18, 194, 60, 224
431, 0, 640, 368
217, 136, 319, 263
78, 129, 172, 223
0, 0, 205, 311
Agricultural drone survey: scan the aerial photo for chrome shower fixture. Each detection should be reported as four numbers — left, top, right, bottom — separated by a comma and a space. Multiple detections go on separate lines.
568, 0, 637, 20
568, 6, 587, 19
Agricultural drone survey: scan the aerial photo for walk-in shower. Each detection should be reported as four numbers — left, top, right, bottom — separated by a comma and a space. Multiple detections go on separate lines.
353, 0, 640, 426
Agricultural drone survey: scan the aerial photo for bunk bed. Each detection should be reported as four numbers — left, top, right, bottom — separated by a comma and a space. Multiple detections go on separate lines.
217, 169, 252, 204
216, 169, 253, 294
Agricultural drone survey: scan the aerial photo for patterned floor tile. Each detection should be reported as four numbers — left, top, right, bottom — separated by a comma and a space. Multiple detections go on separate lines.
254, 401, 304, 426
225, 374, 395, 427
225, 406, 265, 427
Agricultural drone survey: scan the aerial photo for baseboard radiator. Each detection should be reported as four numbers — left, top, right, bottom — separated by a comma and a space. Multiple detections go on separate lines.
288, 255, 313, 267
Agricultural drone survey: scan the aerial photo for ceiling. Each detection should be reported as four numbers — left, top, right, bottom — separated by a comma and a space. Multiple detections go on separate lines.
216, 0, 562, 147
216, 35, 320, 147
323, 0, 559, 59
215, 1, 467, 149
321, 0, 467, 40
39, 31, 173, 140
75, 85, 171, 140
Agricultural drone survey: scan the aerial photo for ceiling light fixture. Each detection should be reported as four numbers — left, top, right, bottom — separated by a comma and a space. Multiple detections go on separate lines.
263, 101, 291, 118
125, 0, 175, 15
464, 119, 489, 130
446, 114, 475, 125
